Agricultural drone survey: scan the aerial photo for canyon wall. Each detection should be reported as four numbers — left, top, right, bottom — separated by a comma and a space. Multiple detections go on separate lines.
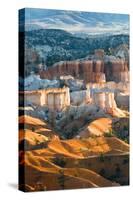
86, 81, 129, 94
20, 87, 70, 111
19, 83, 128, 118
40, 58, 129, 83
92, 90, 117, 114
104, 60, 129, 82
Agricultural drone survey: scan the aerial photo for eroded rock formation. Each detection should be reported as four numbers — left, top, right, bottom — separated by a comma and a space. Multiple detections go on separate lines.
86, 81, 129, 94
40, 58, 129, 83
104, 59, 129, 82
92, 89, 117, 114
20, 87, 70, 111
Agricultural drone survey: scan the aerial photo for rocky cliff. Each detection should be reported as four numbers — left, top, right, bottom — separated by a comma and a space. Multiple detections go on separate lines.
92, 89, 117, 114
40, 58, 129, 83
20, 87, 70, 112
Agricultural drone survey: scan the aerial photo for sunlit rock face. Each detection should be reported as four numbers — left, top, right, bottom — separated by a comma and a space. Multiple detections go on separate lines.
86, 80, 129, 112
92, 89, 117, 114
79, 60, 93, 82
80, 60, 106, 83
92, 60, 105, 83
86, 81, 129, 94
40, 60, 105, 83
46, 87, 70, 111
40, 58, 129, 83
20, 87, 70, 112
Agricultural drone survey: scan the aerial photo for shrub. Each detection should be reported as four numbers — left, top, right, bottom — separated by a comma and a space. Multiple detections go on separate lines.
53, 157, 66, 168
99, 168, 106, 176
104, 129, 114, 137
104, 132, 113, 137
124, 138, 128, 143
123, 158, 129, 165
58, 170, 65, 189
99, 153, 105, 162
115, 166, 121, 178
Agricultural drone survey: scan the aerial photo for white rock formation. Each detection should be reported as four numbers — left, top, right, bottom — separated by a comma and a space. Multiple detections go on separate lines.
87, 81, 129, 94
92, 88, 117, 114
20, 87, 70, 111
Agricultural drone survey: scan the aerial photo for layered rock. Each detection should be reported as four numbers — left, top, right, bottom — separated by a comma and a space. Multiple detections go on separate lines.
40, 58, 129, 83
19, 133, 129, 191
20, 87, 70, 112
46, 87, 70, 111
87, 81, 129, 95
19, 115, 60, 150
92, 89, 117, 114
105, 59, 129, 82
79, 118, 112, 137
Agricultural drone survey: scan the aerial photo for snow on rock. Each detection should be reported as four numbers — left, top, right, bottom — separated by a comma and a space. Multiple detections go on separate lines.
62, 76, 85, 91
70, 90, 90, 105
24, 74, 60, 90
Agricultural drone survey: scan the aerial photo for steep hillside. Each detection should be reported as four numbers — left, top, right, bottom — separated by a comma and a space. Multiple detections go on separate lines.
19, 133, 129, 191
19, 115, 59, 150
79, 118, 112, 137
23, 29, 129, 67
19, 151, 119, 191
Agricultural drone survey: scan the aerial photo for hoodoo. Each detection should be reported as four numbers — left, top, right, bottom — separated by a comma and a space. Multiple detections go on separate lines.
92, 89, 117, 114
40, 58, 129, 83
20, 87, 70, 111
